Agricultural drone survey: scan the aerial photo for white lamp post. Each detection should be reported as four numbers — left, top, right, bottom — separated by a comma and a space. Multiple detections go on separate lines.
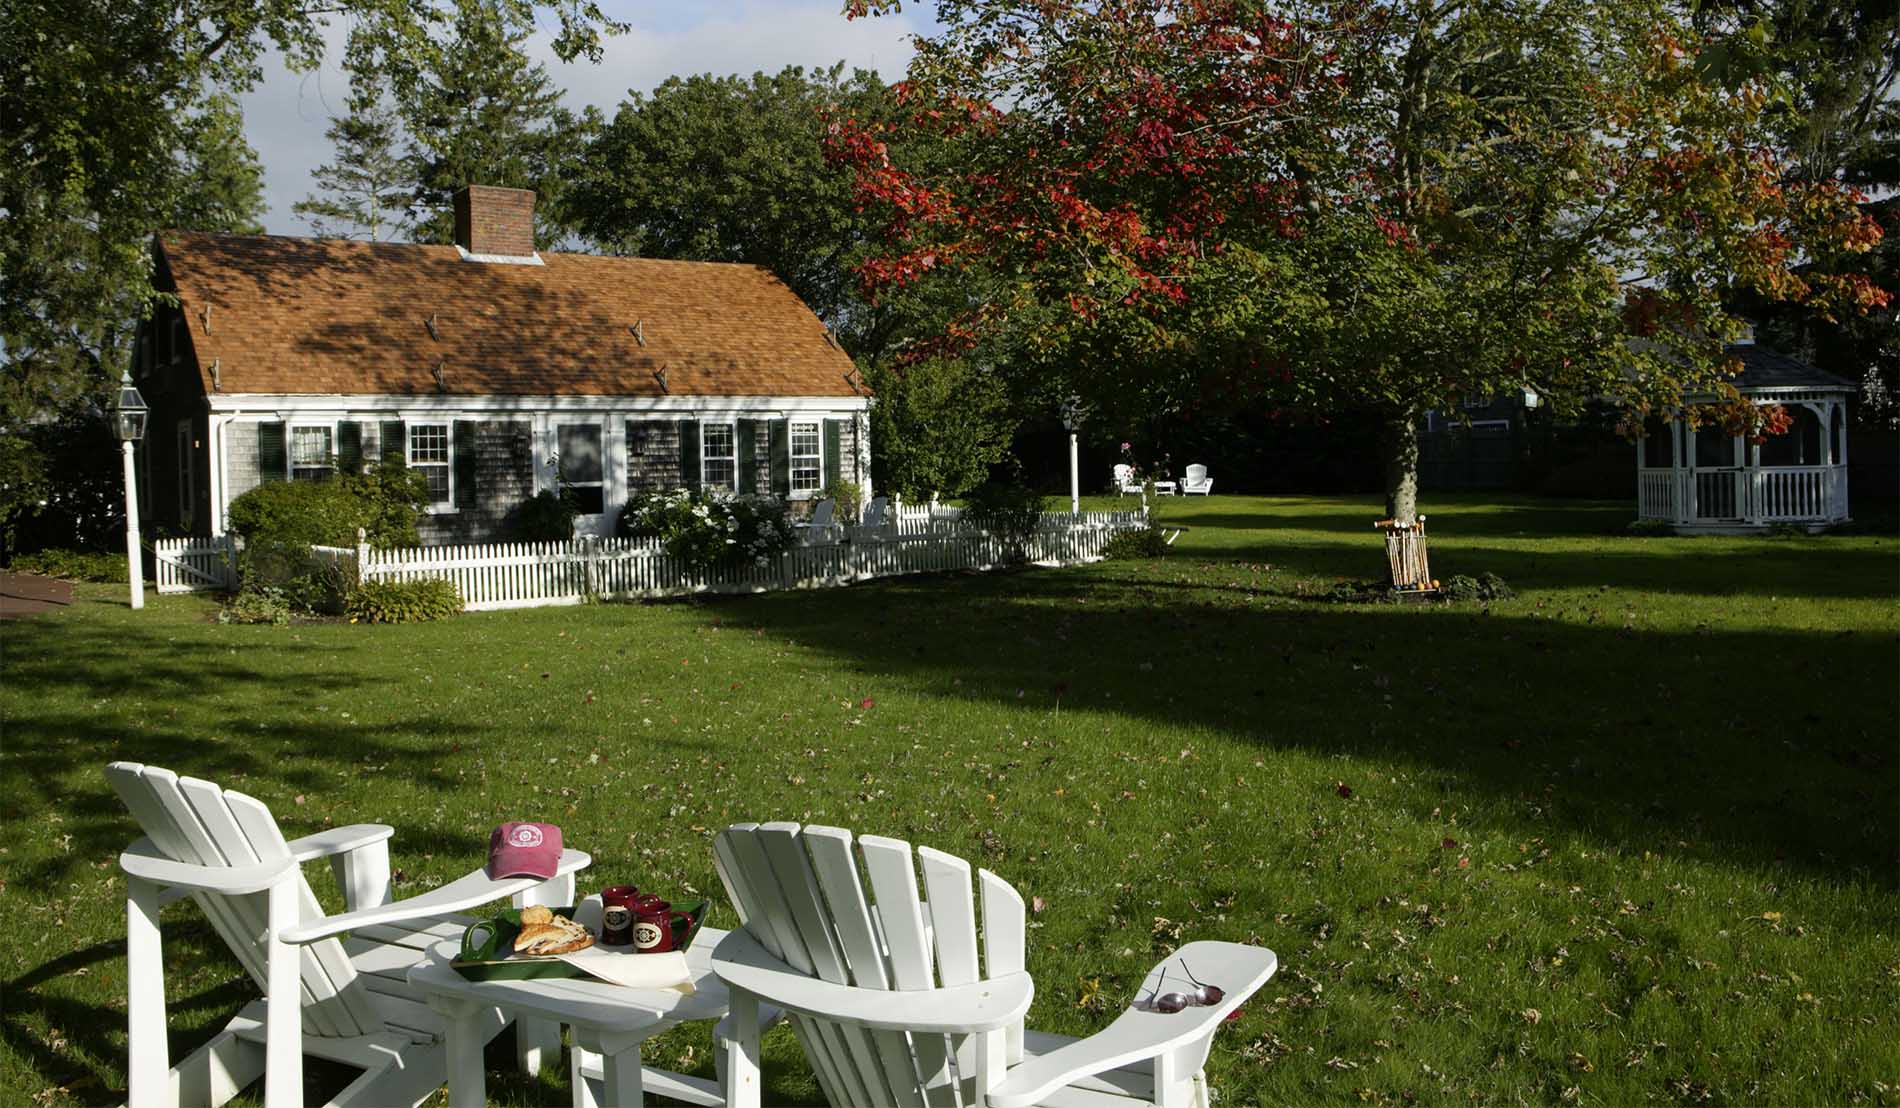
1060, 395, 1088, 515
115, 371, 149, 610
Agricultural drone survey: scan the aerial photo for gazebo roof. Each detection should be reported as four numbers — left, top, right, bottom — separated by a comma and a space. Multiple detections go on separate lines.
1725, 342, 1856, 392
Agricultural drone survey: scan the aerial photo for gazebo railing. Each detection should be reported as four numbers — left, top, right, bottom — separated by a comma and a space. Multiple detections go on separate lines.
1638, 464, 1846, 526
1753, 466, 1846, 523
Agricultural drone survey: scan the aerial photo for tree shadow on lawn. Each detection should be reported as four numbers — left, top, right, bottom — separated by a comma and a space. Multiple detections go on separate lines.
0, 617, 486, 892
714, 570, 1898, 888
1155, 494, 1638, 539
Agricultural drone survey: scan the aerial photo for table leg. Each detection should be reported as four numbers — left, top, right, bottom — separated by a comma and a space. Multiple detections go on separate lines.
512, 885, 569, 1074
576, 1027, 645, 1108
570, 1044, 601, 1108
425, 995, 490, 1108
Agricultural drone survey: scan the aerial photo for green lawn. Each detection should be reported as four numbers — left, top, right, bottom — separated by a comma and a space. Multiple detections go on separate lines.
4, 493, 1897, 1106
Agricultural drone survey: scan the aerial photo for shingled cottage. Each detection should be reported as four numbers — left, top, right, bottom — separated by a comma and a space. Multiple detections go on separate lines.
135, 185, 871, 543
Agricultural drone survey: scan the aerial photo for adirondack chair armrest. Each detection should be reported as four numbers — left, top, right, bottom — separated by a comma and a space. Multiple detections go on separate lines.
281, 847, 591, 944
119, 836, 296, 895
285, 823, 394, 862
987, 941, 1279, 1108
711, 927, 1034, 1034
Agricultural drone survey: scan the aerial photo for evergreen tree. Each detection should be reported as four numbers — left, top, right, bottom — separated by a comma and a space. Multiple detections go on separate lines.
171, 94, 267, 234
293, 89, 413, 241
398, 0, 590, 246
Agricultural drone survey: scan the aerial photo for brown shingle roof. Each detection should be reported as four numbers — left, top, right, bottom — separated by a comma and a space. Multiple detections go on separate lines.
157, 231, 862, 399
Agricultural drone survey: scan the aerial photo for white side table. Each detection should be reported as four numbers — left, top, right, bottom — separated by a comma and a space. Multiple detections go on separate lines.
1151, 480, 1179, 495
409, 927, 732, 1108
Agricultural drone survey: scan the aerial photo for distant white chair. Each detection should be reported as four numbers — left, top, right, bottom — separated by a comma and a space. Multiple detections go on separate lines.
711, 821, 1278, 1108
1181, 464, 1213, 495
860, 496, 889, 530
800, 498, 838, 543
107, 761, 590, 1108
1113, 464, 1144, 496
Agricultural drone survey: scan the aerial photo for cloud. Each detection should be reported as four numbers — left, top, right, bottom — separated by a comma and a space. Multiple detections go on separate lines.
240, 1, 925, 236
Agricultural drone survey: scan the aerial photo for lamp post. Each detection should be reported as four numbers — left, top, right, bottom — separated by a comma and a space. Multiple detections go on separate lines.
115, 371, 149, 609
1059, 395, 1088, 515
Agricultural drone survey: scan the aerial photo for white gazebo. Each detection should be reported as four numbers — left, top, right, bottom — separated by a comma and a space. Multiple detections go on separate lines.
1636, 336, 1854, 533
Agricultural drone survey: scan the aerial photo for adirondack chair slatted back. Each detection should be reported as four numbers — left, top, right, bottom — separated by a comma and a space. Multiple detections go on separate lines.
107, 761, 383, 1038
810, 499, 836, 528
1185, 465, 1207, 485
713, 822, 1026, 1108
862, 497, 890, 530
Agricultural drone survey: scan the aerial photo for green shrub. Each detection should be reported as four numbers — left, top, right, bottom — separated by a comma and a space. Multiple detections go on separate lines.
218, 587, 290, 626
514, 490, 578, 541
226, 461, 427, 608
346, 577, 462, 623
1100, 525, 1170, 560
621, 490, 795, 571
818, 480, 865, 523
1439, 572, 1515, 602
964, 479, 1048, 562
8, 548, 130, 582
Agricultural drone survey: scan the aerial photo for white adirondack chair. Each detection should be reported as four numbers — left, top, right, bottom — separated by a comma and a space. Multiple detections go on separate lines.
1113, 464, 1144, 496
860, 496, 890, 530
801, 498, 839, 544
108, 762, 590, 1108
710, 822, 1278, 1108
1180, 466, 1212, 495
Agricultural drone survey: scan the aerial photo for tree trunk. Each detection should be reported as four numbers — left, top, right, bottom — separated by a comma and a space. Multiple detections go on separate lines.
1382, 409, 1421, 523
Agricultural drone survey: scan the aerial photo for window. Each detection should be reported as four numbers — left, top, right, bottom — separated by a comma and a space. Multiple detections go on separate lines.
290, 425, 333, 481
409, 424, 451, 506
790, 421, 822, 493
1461, 391, 1489, 409
702, 423, 736, 492
558, 423, 605, 514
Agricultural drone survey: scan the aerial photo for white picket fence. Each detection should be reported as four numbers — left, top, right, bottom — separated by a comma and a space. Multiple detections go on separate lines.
152, 536, 238, 593
354, 510, 1143, 611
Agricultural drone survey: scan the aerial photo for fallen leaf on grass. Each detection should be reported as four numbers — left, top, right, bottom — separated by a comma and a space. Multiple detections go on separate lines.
1522, 1007, 1542, 1025
1031, 895, 1047, 914
1335, 782, 1354, 799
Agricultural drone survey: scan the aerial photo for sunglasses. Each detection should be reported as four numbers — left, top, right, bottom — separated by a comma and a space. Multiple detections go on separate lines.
1147, 962, 1225, 1014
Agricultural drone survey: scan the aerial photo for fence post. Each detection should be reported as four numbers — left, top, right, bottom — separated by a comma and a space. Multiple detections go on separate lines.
354, 528, 370, 587
581, 535, 598, 598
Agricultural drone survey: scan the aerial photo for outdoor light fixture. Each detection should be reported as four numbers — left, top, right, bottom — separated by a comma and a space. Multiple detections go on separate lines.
116, 371, 148, 610
1060, 394, 1089, 513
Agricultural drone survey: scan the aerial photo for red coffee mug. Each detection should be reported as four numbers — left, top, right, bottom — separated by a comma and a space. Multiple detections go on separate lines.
600, 885, 639, 946
633, 899, 693, 953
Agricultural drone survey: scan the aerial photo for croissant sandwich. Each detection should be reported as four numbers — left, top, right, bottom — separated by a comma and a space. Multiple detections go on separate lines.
513, 907, 594, 956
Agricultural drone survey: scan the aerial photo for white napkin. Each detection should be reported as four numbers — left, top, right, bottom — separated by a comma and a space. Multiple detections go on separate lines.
557, 946, 696, 994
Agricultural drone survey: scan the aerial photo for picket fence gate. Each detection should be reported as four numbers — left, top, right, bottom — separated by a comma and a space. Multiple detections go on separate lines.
349, 511, 1145, 612
152, 535, 238, 593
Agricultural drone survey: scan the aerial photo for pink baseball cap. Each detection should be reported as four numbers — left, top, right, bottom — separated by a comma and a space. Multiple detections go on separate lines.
487, 822, 563, 879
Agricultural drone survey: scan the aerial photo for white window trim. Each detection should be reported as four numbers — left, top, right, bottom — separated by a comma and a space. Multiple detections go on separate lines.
406, 421, 457, 514
557, 421, 608, 516
699, 421, 740, 493
287, 421, 337, 482
788, 419, 824, 499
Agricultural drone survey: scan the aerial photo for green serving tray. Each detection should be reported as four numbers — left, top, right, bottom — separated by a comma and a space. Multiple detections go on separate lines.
451, 901, 711, 982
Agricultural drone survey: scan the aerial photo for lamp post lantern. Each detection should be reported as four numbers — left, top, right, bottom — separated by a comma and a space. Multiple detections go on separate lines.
1059, 395, 1088, 515
116, 372, 149, 609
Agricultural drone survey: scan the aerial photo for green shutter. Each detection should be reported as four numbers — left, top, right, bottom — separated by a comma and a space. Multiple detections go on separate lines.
769, 420, 790, 498
336, 421, 363, 472
823, 419, 844, 490
679, 419, 700, 492
453, 421, 477, 509
258, 422, 287, 482
736, 422, 758, 495
380, 420, 406, 466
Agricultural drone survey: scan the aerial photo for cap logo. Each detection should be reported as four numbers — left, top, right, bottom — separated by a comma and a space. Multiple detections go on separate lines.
508, 825, 545, 848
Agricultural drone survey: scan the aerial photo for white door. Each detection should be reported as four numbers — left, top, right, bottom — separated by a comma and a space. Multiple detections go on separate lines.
556, 421, 609, 536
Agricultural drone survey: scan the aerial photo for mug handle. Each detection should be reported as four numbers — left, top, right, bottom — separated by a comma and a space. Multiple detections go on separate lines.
461, 919, 501, 962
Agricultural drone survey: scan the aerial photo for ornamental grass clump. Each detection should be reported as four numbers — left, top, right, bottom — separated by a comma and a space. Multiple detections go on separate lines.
622, 490, 796, 571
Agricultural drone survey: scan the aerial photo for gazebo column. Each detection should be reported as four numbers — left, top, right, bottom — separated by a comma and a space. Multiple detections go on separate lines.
1673, 421, 1690, 524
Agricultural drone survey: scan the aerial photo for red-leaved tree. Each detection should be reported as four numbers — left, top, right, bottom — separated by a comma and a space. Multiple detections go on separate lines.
832, 0, 1887, 520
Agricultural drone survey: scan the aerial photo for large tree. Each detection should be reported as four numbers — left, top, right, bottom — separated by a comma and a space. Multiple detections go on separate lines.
569, 65, 906, 353
833, 0, 1888, 520
294, 86, 415, 241
391, 0, 593, 247
1, 0, 619, 431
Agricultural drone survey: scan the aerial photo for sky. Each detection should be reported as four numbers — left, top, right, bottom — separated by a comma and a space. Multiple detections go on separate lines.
239, 1, 930, 236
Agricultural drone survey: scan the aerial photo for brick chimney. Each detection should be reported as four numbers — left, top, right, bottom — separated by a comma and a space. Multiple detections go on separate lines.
454, 185, 537, 258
